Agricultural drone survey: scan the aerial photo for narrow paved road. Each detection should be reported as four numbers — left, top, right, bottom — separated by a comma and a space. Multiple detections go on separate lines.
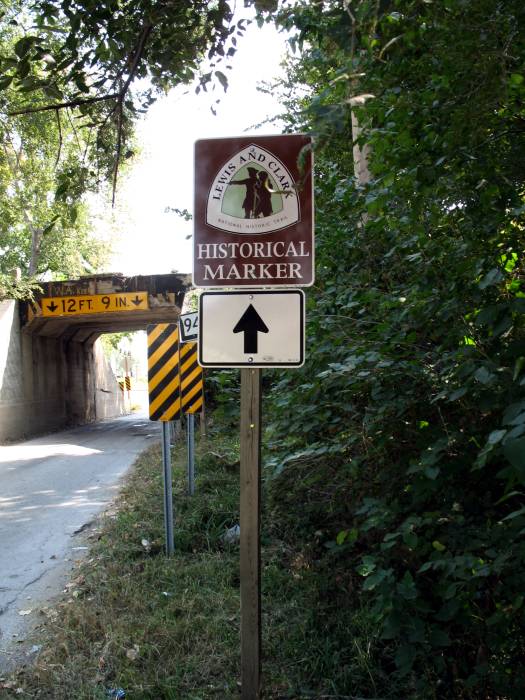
0, 414, 157, 673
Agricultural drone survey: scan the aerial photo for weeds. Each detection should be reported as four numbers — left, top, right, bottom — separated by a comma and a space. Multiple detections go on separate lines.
4, 422, 394, 699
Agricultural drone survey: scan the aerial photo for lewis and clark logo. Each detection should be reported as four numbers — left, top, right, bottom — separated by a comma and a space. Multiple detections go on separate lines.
206, 144, 300, 235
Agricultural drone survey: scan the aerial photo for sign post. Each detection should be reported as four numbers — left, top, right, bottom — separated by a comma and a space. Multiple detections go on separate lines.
161, 421, 175, 557
240, 368, 262, 699
194, 133, 313, 698
186, 413, 195, 496
147, 323, 182, 556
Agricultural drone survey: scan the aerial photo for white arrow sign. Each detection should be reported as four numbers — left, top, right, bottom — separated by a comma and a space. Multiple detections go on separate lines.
198, 290, 305, 368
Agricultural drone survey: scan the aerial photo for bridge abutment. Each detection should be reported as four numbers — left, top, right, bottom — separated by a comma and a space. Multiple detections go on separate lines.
0, 300, 125, 442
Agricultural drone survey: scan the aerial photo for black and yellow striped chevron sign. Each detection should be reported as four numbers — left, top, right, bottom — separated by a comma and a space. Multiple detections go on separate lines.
147, 323, 181, 422
179, 341, 203, 414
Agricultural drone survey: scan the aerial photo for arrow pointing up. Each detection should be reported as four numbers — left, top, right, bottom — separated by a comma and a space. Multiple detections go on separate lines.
233, 304, 269, 354
47, 301, 58, 313
131, 294, 143, 306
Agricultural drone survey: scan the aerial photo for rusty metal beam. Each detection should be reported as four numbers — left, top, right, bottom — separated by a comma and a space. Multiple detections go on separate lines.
21, 273, 191, 340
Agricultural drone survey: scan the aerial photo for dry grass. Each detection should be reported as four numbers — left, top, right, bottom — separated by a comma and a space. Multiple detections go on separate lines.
1, 423, 387, 700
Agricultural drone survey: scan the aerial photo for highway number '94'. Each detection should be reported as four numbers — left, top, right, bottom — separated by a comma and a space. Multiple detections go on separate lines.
179, 312, 199, 342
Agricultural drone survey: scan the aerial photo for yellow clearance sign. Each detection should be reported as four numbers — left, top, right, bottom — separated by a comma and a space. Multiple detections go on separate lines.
41, 292, 148, 316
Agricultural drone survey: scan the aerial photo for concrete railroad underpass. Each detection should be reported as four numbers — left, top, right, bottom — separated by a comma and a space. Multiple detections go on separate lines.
0, 273, 190, 443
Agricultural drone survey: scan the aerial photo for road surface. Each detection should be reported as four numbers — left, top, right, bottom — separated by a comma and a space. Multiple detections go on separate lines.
0, 414, 157, 673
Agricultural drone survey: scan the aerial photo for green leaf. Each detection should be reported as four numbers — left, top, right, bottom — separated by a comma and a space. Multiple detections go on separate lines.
363, 568, 391, 591
424, 466, 440, 480
432, 540, 446, 552
357, 555, 376, 577
397, 571, 417, 600
381, 610, 403, 639
394, 644, 417, 674
336, 529, 347, 545
402, 530, 418, 548
513, 357, 525, 382
508, 413, 525, 427
503, 402, 525, 425
509, 73, 524, 86
474, 366, 493, 385
503, 438, 525, 483
479, 268, 504, 290
417, 561, 434, 573
215, 70, 228, 91
429, 627, 451, 647
14, 36, 35, 59
502, 506, 525, 522
487, 429, 506, 445
449, 387, 467, 401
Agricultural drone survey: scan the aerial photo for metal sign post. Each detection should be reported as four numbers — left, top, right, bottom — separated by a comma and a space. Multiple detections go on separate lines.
147, 323, 182, 556
161, 421, 175, 556
186, 413, 195, 496
240, 368, 262, 700
124, 353, 131, 411
180, 340, 203, 495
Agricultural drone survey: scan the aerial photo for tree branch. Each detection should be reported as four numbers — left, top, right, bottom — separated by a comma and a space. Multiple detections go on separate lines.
109, 23, 153, 205
112, 97, 124, 208
121, 24, 153, 97
8, 92, 120, 116
8, 23, 154, 206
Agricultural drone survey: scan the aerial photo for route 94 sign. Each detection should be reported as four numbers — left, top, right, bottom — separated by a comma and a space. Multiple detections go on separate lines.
179, 312, 198, 342
193, 134, 313, 289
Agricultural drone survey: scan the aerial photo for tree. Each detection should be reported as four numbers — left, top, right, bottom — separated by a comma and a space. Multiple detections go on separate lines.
257, 1, 525, 696
0, 0, 257, 298
0, 12, 109, 294
1, 0, 248, 199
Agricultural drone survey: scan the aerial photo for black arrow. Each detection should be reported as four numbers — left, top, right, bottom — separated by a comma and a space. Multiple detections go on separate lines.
131, 294, 143, 306
233, 304, 269, 354
47, 301, 58, 313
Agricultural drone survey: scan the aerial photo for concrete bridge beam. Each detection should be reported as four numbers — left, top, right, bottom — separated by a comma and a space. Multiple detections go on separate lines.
0, 272, 191, 442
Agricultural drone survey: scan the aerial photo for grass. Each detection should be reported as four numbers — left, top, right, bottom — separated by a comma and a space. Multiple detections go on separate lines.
2, 419, 392, 700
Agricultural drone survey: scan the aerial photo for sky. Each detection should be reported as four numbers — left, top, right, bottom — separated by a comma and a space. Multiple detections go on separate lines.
99, 15, 291, 278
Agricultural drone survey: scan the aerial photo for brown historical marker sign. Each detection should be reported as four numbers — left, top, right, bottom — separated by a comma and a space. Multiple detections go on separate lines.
193, 134, 313, 288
